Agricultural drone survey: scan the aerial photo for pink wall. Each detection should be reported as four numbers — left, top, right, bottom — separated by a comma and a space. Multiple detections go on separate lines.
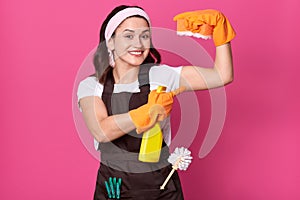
1, 0, 300, 199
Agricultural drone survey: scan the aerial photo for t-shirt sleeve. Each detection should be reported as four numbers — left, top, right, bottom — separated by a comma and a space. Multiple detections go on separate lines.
149, 64, 182, 91
77, 76, 103, 112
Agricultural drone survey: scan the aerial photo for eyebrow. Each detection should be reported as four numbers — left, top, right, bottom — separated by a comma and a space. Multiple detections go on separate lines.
123, 29, 150, 33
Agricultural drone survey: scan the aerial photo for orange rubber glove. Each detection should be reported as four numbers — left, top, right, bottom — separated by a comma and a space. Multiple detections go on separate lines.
129, 87, 185, 134
173, 9, 236, 46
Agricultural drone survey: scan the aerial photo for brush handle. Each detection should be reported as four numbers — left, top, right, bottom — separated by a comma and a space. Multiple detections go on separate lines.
160, 167, 177, 190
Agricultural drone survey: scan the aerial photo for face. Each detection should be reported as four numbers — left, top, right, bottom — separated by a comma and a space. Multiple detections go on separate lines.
108, 17, 151, 68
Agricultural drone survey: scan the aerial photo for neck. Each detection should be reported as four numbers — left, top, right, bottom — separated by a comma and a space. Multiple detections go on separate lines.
113, 65, 139, 84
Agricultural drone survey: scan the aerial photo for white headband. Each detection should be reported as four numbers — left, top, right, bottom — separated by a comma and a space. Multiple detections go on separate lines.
104, 7, 151, 67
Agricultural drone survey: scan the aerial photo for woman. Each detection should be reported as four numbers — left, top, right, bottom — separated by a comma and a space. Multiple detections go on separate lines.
77, 5, 235, 200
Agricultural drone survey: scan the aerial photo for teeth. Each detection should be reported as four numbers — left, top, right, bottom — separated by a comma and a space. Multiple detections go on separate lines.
129, 51, 142, 55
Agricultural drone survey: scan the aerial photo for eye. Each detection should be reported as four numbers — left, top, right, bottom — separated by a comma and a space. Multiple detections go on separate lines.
141, 34, 150, 40
124, 34, 134, 39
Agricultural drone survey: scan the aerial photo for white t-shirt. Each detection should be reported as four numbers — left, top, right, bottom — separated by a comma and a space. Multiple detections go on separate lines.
77, 64, 182, 150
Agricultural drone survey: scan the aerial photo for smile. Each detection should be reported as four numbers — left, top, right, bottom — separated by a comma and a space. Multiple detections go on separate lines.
128, 50, 143, 56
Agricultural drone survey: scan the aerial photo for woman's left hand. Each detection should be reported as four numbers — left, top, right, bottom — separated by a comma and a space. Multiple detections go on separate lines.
173, 9, 236, 46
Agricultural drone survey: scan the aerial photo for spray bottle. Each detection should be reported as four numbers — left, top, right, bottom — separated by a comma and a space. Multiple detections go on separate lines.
138, 86, 166, 163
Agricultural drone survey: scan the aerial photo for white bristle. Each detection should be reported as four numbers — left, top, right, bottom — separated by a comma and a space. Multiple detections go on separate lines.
168, 147, 193, 171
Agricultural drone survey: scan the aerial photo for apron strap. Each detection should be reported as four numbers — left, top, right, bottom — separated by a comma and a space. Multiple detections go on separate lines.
138, 64, 153, 88
101, 67, 114, 116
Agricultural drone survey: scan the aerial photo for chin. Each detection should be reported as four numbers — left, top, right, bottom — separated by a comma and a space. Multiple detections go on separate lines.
128, 58, 146, 66
117, 54, 148, 67
130, 62, 144, 67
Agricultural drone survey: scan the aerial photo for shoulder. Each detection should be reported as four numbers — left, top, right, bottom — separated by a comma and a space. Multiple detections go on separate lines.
77, 76, 103, 100
149, 64, 182, 91
78, 76, 101, 88
150, 64, 182, 75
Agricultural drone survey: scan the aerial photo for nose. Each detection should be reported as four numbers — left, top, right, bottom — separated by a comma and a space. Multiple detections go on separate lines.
132, 36, 143, 48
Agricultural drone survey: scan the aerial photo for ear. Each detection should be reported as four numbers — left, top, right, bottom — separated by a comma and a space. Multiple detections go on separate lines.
107, 38, 115, 51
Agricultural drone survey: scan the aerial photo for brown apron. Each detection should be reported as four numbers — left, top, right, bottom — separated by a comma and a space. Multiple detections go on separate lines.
94, 65, 184, 200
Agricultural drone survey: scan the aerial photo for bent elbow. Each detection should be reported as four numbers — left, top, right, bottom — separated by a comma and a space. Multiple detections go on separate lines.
94, 135, 106, 143
225, 76, 234, 85
90, 129, 110, 143
223, 74, 234, 86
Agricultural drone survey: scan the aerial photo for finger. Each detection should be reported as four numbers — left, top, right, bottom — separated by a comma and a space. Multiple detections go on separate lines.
173, 11, 198, 21
136, 105, 164, 134
199, 24, 214, 36
136, 115, 157, 134
157, 113, 167, 122
171, 86, 186, 96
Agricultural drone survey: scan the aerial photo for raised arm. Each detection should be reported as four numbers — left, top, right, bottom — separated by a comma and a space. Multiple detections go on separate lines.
174, 9, 236, 91
180, 42, 233, 90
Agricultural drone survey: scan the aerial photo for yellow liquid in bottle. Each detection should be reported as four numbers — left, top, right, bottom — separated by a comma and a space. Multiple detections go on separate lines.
138, 86, 166, 163
139, 123, 163, 162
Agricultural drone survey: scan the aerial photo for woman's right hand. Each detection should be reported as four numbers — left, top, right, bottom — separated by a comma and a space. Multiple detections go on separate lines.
129, 87, 185, 134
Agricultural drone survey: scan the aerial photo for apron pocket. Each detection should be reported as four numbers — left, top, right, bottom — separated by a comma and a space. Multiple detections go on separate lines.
119, 176, 177, 199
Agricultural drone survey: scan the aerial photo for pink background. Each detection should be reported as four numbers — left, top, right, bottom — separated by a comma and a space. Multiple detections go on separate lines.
1, 0, 300, 199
